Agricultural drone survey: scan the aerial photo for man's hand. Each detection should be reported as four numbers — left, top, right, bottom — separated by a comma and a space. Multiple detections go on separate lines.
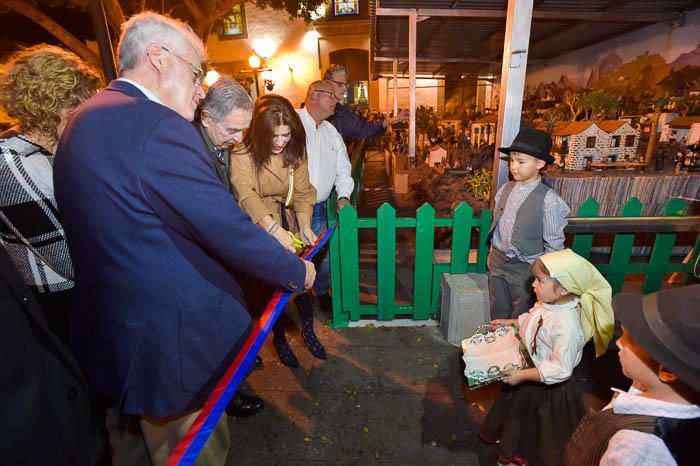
303, 260, 316, 291
388, 109, 410, 125
337, 197, 351, 212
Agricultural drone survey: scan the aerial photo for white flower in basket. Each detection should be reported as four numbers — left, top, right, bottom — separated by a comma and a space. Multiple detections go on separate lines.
461, 324, 528, 389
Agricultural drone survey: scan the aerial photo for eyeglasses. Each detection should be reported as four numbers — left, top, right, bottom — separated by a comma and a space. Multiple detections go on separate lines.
314, 89, 339, 101
160, 46, 204, 87
328, 79, 347, 87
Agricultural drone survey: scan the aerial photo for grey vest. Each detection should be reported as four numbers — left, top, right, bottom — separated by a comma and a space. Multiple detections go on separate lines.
489, 181, 550, 257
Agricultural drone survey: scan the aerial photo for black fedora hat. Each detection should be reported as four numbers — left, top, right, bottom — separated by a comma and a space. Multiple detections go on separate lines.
498, 127, 555, 165
613, 285, 700, 393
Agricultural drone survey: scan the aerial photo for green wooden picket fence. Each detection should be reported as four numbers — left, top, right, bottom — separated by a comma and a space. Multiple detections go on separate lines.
324, 196, 700, 328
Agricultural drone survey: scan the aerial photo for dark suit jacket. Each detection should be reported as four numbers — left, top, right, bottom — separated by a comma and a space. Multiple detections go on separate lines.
54, 80, 306, 417
196, 120, 232, 193
0, 248, 104, 465
328, 102, 386, 142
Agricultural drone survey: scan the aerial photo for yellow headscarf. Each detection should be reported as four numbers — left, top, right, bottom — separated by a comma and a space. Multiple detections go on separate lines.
539, 249, 614, 357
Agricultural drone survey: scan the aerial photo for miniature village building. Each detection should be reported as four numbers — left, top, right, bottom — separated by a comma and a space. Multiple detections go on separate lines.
470, 114, 498, 146
547, 120, 640, 171
551, 121, 606, 170
660, 116, 700, 145
598, 120, 639, 162
657, 112, 680, 134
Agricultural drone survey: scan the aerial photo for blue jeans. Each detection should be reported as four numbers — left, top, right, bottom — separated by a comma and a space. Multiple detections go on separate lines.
311, 202, 330, 295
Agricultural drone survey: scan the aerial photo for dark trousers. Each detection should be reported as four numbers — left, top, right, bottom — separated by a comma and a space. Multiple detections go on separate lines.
487, 248, 535, 319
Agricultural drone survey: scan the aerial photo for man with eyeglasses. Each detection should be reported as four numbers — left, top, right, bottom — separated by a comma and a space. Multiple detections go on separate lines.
324, 64, 409, 141
295, 80, 354, 320
54, 12, 315, 465
197, 75, 252, 193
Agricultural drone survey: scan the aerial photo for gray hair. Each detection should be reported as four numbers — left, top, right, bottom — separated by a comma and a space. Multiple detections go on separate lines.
323, 64, 347, 80
117, 11, 206, 74
201, 76, 253, 120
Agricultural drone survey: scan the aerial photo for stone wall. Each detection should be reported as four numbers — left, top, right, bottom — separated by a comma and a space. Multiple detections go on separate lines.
565, 125, 605, 170
607, 126, 639, 161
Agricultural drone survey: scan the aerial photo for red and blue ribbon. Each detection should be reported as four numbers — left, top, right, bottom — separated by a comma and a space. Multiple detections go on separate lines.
165, 223, 336, 466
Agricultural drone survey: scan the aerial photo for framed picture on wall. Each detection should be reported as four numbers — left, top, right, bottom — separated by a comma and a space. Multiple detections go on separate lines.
333, 0, 359, 16
218, 4, 247, 40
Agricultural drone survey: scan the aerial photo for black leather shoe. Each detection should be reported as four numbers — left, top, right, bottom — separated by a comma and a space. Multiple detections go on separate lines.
225, 392, 264, 417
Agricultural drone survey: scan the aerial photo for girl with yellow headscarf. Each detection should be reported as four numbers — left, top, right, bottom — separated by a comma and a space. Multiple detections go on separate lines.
480, 249, 614, 466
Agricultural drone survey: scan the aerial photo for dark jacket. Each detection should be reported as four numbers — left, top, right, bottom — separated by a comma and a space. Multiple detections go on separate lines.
0, 248, 104, 465
328, 102, 386, 141
54, 80, 306, 417
196, 121, 233, 193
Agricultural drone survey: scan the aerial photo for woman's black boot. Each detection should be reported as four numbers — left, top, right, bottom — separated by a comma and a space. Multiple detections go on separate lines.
272, 323, 299, 367
296, 292, 327, 360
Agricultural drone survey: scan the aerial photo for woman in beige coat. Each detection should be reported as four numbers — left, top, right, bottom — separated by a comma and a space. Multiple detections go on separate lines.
231, 94, 324, 367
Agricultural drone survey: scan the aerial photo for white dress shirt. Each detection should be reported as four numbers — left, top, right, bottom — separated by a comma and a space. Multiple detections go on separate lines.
517, 298, 585, 384
297, 108, 353, 204
600, 386, 700, 466
117, 78, 163, 104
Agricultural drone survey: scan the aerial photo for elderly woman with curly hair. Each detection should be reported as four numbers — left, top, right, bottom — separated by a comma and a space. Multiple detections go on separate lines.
231, 94, 324, 368
0, 45, 102, 341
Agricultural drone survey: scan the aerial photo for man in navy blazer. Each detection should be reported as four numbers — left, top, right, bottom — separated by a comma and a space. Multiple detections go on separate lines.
54, 12, 315, 465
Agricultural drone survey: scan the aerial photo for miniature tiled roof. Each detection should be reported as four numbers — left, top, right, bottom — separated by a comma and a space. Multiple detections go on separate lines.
472, 114, 498, 125
668, 116, 700, 129
551, 121, 598, 137
597, 120, 629, 132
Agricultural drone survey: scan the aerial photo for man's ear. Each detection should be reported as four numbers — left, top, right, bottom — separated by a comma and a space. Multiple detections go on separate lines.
658, 365, 679, 384
200, 110, 212, 127
145, 43, 168, 74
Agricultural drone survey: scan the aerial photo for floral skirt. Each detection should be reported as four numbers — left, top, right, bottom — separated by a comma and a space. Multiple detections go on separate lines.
480, 377, 585, 466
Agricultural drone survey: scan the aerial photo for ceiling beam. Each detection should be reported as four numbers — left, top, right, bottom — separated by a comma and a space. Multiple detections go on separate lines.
530, 0, 642, 50
376, 8, 679, 23
416, 18, 446, 56
375, 55, 546, 65
375, 56, 502, 64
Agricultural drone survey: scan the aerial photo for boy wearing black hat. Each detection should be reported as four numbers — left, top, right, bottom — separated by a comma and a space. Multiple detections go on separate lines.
488, 127, 570, 318
562, 285, 700, 466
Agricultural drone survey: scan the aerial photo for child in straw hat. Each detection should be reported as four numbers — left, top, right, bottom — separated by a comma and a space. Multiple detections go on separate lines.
480, 249, 614, 466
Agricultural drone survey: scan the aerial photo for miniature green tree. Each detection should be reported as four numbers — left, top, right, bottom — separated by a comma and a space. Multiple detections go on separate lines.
581, 92, 620, 120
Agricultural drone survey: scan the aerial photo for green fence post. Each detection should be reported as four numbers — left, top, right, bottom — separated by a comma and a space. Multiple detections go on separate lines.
643, 198, 685, 293
377, 203, 396, 320
450, 202, 472, 274
413, 203, 435, 320
474, 208, 492, 274
338, 205, 361, 321
607, 198, 642, 295
327, 201, 348, 328
571, 197, 599, 259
